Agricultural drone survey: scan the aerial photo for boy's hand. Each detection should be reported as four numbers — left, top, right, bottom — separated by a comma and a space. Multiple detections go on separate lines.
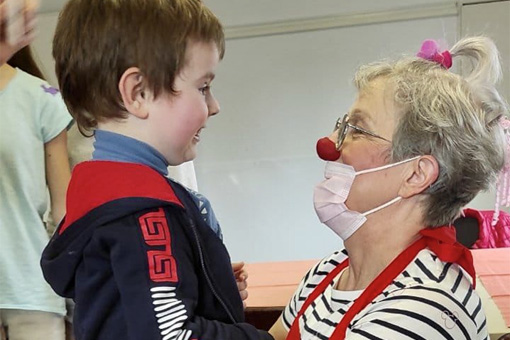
232, 262, 248, 309
0, 0, 37, 64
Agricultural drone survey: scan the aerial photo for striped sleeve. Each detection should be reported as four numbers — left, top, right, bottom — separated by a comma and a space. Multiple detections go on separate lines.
347, 283, 489, 340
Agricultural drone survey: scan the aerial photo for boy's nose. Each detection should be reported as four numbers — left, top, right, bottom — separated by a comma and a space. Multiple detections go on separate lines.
208, 95, 220, 116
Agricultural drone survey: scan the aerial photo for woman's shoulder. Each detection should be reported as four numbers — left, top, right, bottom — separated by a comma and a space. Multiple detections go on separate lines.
306, 249, 349, 280
380, 248, 480, 312
408, 248, 474, 287
319, 249, 349, 267
281, 249, 349, 331
288, 250, 348, 301
360, 249, 487, 339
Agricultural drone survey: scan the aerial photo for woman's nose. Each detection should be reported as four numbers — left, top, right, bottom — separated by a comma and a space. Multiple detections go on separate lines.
316, 131, 341, 161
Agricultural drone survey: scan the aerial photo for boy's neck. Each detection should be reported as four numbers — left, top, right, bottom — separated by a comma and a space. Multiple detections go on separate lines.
93, 128, 170, 176
98, 120, 145, 143
0, 64, 17, 91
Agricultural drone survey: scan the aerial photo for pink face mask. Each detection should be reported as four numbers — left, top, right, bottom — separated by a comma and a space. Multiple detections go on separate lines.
313, 157, 419, 241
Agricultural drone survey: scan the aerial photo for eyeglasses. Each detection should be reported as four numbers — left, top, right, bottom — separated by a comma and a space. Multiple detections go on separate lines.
334, 115, 392, 150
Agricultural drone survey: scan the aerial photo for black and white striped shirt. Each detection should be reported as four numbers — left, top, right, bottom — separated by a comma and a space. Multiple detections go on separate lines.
283, 249, 489, 339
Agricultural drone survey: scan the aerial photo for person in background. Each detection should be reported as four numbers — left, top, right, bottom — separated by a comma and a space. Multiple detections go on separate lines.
270, 36, 507, 340
0, 1, 71, 339
40, 0, 268, 339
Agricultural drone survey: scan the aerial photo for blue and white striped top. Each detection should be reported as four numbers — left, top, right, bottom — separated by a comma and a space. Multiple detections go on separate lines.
283, 248, 489, 340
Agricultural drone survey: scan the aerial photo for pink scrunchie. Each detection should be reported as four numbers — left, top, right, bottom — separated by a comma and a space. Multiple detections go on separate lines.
416, 39, 452, 69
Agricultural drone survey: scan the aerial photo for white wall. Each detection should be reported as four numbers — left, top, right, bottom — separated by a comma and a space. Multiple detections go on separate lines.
206, 0, 451, 27
31, 12, 59, 86
31, 0, 509, 263
194, 16, 458, 262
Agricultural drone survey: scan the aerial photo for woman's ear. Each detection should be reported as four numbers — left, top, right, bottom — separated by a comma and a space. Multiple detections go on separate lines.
118, 67, 149, 119
399, 155, 439, 198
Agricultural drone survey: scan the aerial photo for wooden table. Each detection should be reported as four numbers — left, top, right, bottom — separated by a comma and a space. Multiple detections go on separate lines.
244, 259, 316, 330
245, 249, 510, 339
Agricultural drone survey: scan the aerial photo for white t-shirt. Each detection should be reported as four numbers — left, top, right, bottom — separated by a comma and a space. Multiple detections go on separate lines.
0, 69, 71, 315
283, 249, 489, 340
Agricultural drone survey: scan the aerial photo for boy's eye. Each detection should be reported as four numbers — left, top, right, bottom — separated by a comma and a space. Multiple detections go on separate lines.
199, 85, 210, 95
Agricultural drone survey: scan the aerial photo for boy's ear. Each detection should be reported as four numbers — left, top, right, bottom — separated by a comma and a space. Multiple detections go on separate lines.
398, 155, 439, 198
118, 67, 149, 119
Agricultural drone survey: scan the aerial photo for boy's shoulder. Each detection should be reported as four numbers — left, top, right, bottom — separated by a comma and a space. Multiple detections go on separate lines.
62, 161, 185, 233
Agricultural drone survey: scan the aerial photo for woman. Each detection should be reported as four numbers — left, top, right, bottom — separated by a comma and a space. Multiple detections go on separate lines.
0, 4, 72, 338
270, 36, 507, 340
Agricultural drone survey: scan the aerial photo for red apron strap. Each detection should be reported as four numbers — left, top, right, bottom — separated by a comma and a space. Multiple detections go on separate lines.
286, 226, 475, 340
330, 237, 427, 339
286, 258, 349, 340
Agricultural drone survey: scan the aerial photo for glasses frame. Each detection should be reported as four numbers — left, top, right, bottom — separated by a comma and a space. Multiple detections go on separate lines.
334, 115, 392, 150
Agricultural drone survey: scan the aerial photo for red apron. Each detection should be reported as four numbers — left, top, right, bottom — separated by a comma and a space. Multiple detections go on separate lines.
286, 227, 475, 340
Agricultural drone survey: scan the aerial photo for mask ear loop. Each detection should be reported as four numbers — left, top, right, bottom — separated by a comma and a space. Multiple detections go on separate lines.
357, 157, 420, 216
363, 196, 402, 216
355, 156, 421, 176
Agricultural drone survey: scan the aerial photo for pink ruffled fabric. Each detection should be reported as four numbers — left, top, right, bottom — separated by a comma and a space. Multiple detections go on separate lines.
463, 208, 510, 248
493, 117, 510, 225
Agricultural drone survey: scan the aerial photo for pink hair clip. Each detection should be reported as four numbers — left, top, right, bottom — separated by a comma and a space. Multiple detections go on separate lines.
416, 39, 452, 69
493, 116, 510, 226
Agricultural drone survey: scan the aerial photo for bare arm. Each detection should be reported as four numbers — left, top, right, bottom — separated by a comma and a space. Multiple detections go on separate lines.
269, 315, 288, 340
45, 130, 71, 224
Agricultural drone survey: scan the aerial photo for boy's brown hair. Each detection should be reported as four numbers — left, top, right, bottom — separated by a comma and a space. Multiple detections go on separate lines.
53, 0, 225, 132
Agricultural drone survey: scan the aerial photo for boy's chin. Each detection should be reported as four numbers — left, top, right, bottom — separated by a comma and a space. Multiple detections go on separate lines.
167, 150, 197, 166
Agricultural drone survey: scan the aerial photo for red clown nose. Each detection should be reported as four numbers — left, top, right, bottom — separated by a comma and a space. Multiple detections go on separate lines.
316, 137, 341, 161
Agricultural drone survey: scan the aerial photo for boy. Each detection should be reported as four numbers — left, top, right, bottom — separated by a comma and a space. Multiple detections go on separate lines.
40, 0, 273, 339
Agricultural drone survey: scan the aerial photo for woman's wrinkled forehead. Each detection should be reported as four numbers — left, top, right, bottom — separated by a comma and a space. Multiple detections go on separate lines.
357, 77, 394, 100
351, 78, 398, 123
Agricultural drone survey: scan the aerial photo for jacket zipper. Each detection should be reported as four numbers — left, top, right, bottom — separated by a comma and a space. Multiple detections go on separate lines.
187, 216, 237, 323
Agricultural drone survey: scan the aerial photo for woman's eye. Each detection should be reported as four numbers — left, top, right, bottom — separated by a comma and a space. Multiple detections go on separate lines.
350, 129, 364, 136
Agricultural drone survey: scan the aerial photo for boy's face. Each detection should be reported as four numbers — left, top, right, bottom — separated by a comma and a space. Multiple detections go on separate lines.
146, 40, 220, 165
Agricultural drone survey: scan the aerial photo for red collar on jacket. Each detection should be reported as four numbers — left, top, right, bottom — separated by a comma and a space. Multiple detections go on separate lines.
59, 161, 183, 234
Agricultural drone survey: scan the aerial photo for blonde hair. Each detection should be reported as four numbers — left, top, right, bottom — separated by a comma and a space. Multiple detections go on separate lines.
354, 36, 508, 227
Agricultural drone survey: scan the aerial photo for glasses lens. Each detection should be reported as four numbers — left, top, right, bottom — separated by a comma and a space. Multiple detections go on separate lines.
335, 115, 349, 150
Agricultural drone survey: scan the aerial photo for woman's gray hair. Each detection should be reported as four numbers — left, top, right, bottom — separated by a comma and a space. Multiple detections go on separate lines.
354, 36, 508, 227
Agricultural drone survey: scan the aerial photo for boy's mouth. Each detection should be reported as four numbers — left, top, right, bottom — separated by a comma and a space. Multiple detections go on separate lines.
194, 128, 204, 142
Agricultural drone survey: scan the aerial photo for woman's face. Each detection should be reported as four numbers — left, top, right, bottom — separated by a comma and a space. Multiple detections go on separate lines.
338, 78, 404, 213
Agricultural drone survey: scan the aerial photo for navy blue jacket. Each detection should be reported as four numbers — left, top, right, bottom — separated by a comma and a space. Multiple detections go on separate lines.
41, 161, 273, 340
